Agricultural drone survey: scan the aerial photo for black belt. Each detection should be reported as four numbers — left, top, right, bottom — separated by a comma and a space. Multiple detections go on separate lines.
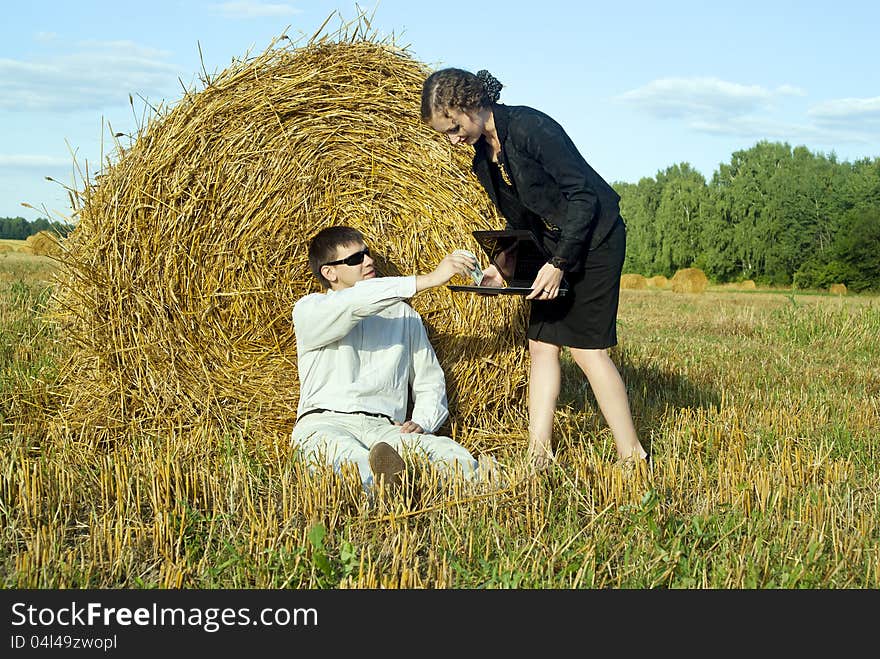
298, 408, 392, 423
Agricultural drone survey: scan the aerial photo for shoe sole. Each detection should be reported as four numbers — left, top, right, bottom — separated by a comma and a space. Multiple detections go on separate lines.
369, 441, 406, 489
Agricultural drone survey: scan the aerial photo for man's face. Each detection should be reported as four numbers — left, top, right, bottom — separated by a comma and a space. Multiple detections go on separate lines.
322, 242, 376, 290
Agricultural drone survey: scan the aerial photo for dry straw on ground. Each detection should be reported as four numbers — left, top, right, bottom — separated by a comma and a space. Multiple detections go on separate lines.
671, 267, 709, 293
47, 17, 529, 452
620, 273, 647, 290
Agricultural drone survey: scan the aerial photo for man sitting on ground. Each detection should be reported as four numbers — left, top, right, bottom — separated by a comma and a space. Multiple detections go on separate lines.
291, 225, 482, 492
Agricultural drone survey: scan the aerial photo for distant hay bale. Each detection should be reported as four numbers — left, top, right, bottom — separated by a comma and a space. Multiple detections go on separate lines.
47, 16, 526, 449
671, 267, 708, 293
829, 283, 847, 295
720, 279, 757, 291
620, 273, 647, 290
25, 231, 62, 257
646, 275, 668, 289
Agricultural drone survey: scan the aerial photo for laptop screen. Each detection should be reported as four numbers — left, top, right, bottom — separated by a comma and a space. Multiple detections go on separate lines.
474, 230, 552, 287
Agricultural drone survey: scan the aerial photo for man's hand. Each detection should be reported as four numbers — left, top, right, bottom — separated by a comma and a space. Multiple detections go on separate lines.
415, 251, 477, 292
395, 420, 425, 434
525, 262, 564, 300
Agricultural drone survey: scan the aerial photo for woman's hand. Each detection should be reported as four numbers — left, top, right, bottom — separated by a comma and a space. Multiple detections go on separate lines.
479, 264, 505, 288
526, 262, 564, 300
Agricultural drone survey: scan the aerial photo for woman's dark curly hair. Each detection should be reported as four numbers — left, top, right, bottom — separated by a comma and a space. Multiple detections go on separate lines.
420, 68, 503, 122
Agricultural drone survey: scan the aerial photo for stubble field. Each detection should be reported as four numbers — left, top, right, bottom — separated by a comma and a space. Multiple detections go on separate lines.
2, 251, 878, 588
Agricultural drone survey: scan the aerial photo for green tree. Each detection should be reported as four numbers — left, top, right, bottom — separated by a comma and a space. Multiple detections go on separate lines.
708, 141, 798, 283
840, 157, 880, 213
1, 216, 29, 240
0, 215, 72, 239
617, 145, 877, 288
760, 148, 845, 285
653, 163, 708, 274
618, 176, 663, 275
828, 206, 880, 291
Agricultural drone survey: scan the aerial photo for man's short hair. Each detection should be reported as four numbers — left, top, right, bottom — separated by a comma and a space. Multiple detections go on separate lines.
308, 225, 365, 288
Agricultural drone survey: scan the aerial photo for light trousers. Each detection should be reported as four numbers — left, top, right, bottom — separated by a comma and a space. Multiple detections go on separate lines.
291, 411, 479, 488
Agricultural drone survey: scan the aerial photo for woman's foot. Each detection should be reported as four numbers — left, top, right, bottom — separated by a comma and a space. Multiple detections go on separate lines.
527, 441, 555, 471
617, 449, 651, 477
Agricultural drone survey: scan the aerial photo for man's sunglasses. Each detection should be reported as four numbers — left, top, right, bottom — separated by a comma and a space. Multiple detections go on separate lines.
323, 246, 370, 267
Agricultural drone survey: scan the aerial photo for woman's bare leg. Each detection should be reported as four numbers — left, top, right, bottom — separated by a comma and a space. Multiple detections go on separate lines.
569, 347, 646, 460
527, 339, 561, 468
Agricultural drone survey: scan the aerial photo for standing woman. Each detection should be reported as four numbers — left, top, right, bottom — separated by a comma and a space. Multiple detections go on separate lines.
421, 68, 648, 469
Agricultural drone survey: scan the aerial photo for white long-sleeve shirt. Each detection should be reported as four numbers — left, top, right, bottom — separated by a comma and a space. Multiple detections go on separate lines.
292, 276, 449, 433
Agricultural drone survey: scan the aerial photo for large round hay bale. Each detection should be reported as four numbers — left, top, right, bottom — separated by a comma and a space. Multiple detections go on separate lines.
646, 275, 668, 289
739, 279, 756, 290
620, 273, 647, 290
47, 21, 528, 448
829, 283, 847, 295
670, 267, 708, 293
25, 231, 62, 257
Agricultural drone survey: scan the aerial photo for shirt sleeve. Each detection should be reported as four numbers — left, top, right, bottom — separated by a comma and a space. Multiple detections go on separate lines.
406, 312, 449, 433
292, 276, 417, 352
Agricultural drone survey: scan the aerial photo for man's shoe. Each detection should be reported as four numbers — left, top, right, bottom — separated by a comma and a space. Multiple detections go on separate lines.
369, 442, 406, 490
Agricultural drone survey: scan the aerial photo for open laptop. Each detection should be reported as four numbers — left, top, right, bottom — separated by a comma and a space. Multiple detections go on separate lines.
448, 229, 569, 296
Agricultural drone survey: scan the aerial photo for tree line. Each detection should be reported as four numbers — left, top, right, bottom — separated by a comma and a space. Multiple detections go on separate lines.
616, 141, 880, 292
0, 216, 73, 241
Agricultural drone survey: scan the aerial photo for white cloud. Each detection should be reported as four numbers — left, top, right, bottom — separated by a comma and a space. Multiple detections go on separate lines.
210, 2, 301, 18
76, 39, 173, 59
0, 154, 72, 168
809, 97, 880, 125
0, 40, 180, 113
617, 77, 796, 120
617, 77, 879, 146
690, 116, 822, 140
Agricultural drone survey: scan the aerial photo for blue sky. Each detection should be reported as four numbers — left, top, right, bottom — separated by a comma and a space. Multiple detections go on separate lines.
2, 0, 878, 221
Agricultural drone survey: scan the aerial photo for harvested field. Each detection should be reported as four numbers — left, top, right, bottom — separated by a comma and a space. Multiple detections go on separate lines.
4, 251, 879, 589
